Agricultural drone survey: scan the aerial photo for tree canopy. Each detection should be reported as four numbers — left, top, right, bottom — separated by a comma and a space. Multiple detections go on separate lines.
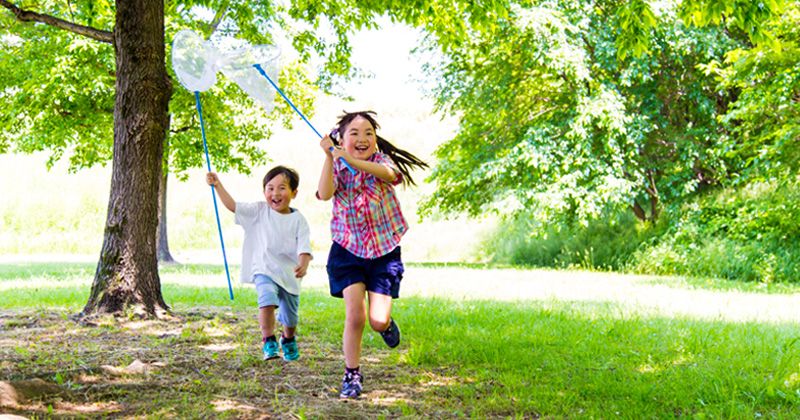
419, 0, 791, 224
0, 0, 366, 178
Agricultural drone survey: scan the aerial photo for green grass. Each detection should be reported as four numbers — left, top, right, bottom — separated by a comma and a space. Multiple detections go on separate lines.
2, 263, 799, 417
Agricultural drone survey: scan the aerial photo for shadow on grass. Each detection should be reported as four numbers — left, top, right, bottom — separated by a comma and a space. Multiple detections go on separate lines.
1, 285, 799, 418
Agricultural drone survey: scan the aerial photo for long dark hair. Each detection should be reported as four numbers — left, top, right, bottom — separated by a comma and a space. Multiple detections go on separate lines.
332, 110, 428, 186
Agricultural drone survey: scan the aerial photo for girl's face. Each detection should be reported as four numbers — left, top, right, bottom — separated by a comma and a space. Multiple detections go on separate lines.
263, 173, 296, 214
341, 115, 377, 160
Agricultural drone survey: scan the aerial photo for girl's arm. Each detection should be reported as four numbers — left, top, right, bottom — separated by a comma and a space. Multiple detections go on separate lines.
332, 149, 397, 183
206, 172, 236, 212
317, 136, 336, 200
347, 158, 397, 183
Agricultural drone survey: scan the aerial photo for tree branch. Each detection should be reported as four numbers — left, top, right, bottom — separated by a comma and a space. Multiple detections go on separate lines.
170, 125, 193, 134
0, 0, 113, 43
207, 0, 229, 37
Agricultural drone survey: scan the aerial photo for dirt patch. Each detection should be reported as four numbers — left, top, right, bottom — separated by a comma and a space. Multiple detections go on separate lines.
0, 309, 449, 418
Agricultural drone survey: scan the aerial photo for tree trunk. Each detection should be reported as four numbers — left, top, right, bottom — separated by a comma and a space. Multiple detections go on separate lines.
631, 201, 647, 222
157, 134, 177, 264
80, 0, 172, 318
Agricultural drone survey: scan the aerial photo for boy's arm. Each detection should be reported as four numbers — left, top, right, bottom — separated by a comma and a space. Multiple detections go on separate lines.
294, 253, 312, 278
206, 172, 236, 213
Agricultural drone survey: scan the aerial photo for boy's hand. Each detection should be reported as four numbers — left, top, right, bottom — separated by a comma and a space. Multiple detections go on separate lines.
206, 172, 220, 186
294, 263, 308, 278
294, 253, 312, 278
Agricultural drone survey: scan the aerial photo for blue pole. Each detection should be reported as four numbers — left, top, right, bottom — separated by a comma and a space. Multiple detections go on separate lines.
194, 91, 234, 301
252, 64, 357, 175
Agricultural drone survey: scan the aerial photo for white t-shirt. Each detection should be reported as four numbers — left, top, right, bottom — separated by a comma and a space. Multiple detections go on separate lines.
235, 202, 312, 295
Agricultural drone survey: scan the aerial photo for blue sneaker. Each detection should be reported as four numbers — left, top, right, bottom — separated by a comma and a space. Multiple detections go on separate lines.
339, 370, 363, 399
379, 318, 400, 348
281, 337, 299, 361
262, 339, 280, 360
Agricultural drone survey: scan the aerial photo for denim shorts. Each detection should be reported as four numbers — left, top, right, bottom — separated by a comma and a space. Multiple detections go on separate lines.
326, 242, 404, 299
254, 274, 299, 328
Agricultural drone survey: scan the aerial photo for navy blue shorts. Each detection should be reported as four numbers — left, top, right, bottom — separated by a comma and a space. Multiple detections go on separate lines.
326, 242, 404, 299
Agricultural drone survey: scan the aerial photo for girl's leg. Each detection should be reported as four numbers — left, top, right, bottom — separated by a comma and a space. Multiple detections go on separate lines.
342, 283, 367, 369
366, 291, 393, 332
259, 305, 276, 339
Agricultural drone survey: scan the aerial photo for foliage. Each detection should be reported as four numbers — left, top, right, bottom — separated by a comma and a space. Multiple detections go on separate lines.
0, 24, 114, 169
678, 0, 783, 45
629, 178, 800, 283
485, 208, 663, 271
1, 0, 514, 177
420, 0, 745, 224
0, 0, 364, 177
705, 2, 800, 183
489, 177, 800, 284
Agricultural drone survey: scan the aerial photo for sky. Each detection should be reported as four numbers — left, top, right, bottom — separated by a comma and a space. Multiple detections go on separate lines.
343, 19, 430, 104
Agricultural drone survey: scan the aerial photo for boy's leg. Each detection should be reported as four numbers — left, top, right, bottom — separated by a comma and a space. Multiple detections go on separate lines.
276, 288, 300, 339
276, 290, 301, 361
255, 275, 281, 360
260, 306, 280, 360
259, 306, 277, 339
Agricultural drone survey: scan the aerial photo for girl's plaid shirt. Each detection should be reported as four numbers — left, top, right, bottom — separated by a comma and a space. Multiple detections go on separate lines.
330, 152, 407, 259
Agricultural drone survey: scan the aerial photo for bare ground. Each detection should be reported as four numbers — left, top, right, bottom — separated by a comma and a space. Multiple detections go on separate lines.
0, 309, 454, 419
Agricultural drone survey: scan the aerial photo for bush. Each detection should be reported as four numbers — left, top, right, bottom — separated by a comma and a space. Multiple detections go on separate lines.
486, 209, 664, 271
486, 179, 800, 284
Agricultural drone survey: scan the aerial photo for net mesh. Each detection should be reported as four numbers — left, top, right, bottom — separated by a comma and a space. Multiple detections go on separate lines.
171, 30, 281, 112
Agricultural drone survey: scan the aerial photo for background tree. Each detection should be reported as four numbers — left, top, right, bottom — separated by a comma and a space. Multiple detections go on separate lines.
419, 0, 783, 225
0, 0, 377, 317
0, 0, 319, 264
1, 0, 508, 317
700, 1, 800, 183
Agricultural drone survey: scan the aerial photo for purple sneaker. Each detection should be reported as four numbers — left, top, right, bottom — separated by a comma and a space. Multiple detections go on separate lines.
339, 370, 363, 399
379, 318, 401, 348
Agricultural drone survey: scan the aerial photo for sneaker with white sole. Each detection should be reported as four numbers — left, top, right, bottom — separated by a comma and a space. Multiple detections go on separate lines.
281, 337, 299, 361
262, 339, 280, 360
339, 370, 363, 399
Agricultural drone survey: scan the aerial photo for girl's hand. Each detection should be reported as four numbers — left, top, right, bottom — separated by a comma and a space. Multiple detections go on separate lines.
331, 147, 353, 164
320, 135, 334, 157
206, 172, 220, 186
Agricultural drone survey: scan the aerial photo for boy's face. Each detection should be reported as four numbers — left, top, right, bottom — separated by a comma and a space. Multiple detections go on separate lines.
263, 173, 296, 214
341, 115, 377, 160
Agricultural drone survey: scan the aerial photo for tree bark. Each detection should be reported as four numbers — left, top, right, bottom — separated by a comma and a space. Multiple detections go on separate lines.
80, 0, 172, 318
157, 135, 177, 264
631, 200, 647, 222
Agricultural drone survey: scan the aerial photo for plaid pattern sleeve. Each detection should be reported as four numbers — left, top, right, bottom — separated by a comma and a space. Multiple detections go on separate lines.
330, 152, 408, 259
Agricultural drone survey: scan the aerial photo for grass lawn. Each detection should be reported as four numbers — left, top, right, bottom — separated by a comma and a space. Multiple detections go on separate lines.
1, 263, 799, 418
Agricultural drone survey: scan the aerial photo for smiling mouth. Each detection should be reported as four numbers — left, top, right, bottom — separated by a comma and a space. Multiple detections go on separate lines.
354, 145, 369, 153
